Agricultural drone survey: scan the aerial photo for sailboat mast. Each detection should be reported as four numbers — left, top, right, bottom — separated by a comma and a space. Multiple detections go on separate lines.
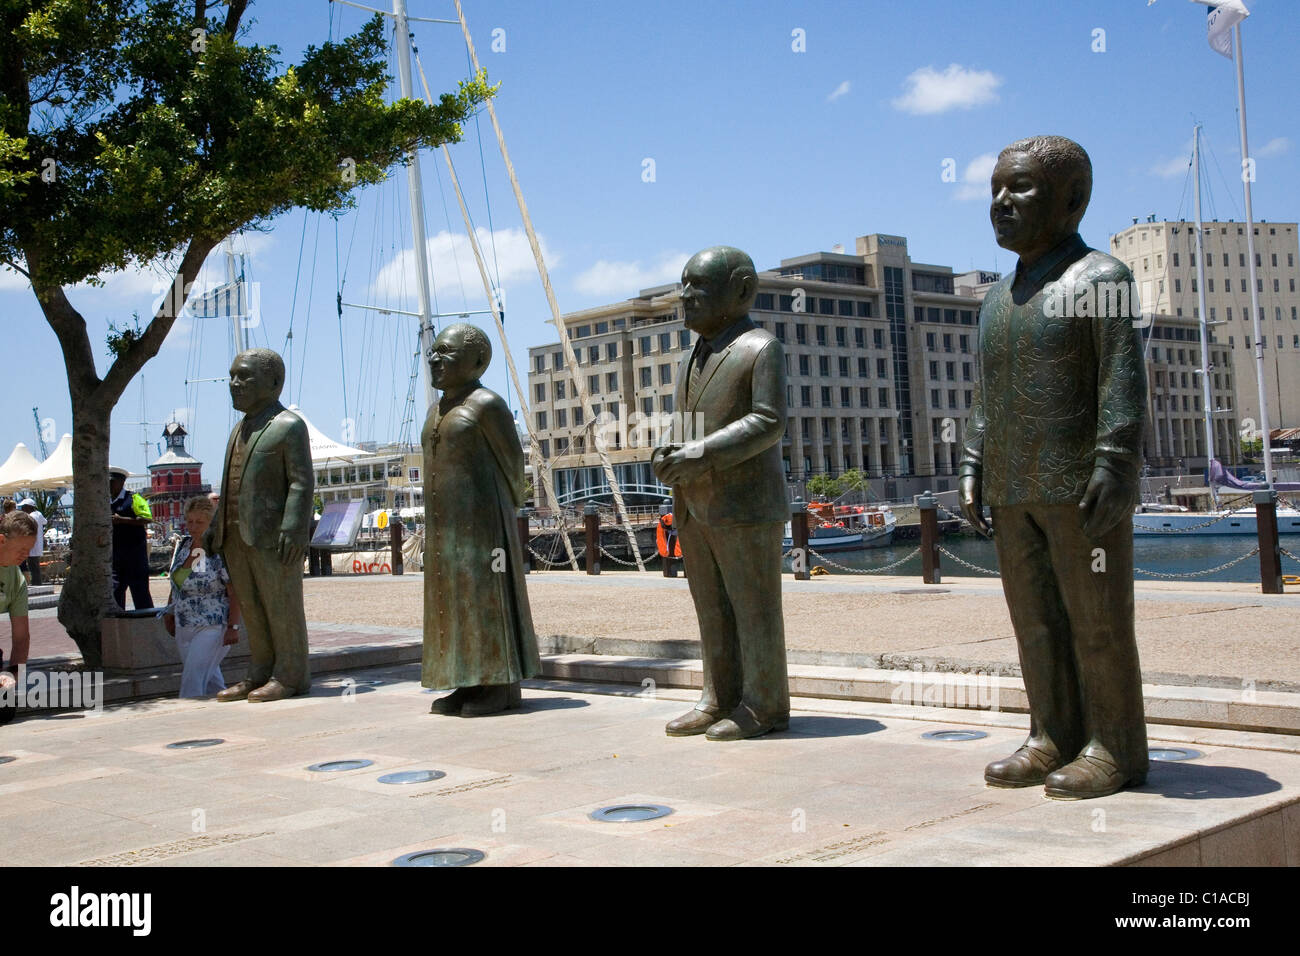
225, 237, 246, 355
1234, 23, 1273, 487
393, 0, 437, 411
1190, 124, 1217, 509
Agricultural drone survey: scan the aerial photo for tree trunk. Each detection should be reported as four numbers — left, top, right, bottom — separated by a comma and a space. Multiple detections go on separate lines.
56, 388, 118, 670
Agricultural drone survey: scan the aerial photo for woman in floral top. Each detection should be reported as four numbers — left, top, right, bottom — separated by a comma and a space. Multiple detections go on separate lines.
164, 495, 243, 698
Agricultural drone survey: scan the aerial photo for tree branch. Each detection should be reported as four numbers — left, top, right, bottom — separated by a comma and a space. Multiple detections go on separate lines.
24, 244, 101, 397
99, 238, 219, 404
224, 1, 249, 34
0, 258, 30, 279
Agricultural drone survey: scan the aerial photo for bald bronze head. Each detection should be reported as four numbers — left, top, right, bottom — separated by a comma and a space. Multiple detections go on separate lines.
680, 246, 758, 341
990, 135, 1092, 265
229, 348, 286, 415
428, 323, 491, 393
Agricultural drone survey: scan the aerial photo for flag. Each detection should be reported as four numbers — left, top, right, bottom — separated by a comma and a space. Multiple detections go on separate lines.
1205, 1, 1250, 59
186, 279, 246, 318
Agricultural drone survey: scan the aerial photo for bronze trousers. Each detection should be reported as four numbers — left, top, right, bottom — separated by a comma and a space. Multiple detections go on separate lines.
991, 503, 1147, 777
222, 534, 311, 694
677, 517, 789, 721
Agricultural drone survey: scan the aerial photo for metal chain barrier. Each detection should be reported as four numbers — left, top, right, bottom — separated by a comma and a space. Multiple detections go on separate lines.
529, 545, 586, 567
805, 545, 922, 575
597, 544, 658, 567
1132, 509, 1241, 533
1134, 546, 1261, 579
1280, 545, 1300, 565
937, 546, 999, 575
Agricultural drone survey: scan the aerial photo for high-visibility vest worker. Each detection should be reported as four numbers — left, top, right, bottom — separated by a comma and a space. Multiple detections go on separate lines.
656, 513, 683, 558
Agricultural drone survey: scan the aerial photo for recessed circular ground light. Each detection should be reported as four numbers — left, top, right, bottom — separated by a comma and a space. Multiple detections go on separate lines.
378, 770, 446, 785
391, 848, 484, 867
589, 804, 674, 823
1149, 747, 1203, 762
0, 756, 16, 766
921, 730, 989, 742
166, 738, 225, 750
307, 759, 374, 772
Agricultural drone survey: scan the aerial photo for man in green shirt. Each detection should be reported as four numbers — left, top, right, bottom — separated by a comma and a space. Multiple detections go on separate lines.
0, 511, 36, 725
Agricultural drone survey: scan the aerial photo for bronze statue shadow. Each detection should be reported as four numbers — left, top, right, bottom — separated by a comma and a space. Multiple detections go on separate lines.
766, 715, 887, 739
513, 697, 590, 713
1135, 761, 1282, 800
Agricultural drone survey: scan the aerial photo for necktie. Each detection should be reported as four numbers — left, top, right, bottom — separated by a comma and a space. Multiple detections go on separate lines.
687, 339, 712, 407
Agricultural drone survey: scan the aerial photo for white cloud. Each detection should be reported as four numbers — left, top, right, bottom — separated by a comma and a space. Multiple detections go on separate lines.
574, 252, 690, 298
827, 80, 851, 103
369, 227, 554, 308
892, 64, 1001, 115
1258, 137, 1290, 158
954, 153, 999, 201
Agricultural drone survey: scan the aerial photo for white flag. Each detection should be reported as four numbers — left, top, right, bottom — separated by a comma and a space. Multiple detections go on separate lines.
1206, 1, 1250, 59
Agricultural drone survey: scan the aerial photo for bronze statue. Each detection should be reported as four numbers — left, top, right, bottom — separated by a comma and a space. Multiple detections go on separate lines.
958, 136, 1148, 798
209, 349, 314, 702
651, 247, 790, 740
421, 323, 541, 716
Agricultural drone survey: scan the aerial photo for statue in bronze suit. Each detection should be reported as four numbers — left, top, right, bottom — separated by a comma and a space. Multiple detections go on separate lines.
959, 136, 1149, 798
652, 247, 790, 741
422, 323, 541, 717
210, 349, 314, 702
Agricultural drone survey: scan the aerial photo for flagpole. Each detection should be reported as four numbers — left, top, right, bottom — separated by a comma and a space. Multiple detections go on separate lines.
1234, 21, 1273, 487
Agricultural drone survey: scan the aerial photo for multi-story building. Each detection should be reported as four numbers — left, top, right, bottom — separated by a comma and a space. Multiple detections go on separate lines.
1110, 218, 1300, 435
1141, 315, 1239, 473
527, 233, 996, 508
145, 423, 211, 530
313, 442, 423, 511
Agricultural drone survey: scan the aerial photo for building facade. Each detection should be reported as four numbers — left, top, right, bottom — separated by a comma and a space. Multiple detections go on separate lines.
146, 423, 211, 530
1110, 218, 1300, 436
526, 233, 996, 508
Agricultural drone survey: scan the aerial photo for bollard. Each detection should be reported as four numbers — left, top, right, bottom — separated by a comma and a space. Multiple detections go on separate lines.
584, 502, 601, 575
389, 516, 404, 576
659, 497, 677, 578
1254, 489, 1283, 594
918, 490, 941, 584
517, 508, 532, 574
790, 497, 810, 581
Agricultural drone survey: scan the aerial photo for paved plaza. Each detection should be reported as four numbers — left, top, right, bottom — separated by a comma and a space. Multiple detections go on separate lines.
2, 665, 1298, 867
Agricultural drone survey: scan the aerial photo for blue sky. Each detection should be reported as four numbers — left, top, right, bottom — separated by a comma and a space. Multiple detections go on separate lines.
3, 0, 1297, 480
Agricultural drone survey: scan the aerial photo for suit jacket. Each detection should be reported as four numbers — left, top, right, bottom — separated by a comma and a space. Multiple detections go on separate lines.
210, 402, 315, 553
958, 234, 1147, 507
656, 317, 788, 527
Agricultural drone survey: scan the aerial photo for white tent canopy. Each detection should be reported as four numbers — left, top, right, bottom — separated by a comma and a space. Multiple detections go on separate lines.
286, 405, 366, 463
20, 433, 74, 490
0, 443, 42, 495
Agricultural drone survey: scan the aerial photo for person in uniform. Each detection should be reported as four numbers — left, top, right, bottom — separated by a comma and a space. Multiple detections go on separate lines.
959, 135, 1148, 799
208, 349, 314, 703
109, 467, 154, 610
421, 323, 541, 717
652, 246, 791, 741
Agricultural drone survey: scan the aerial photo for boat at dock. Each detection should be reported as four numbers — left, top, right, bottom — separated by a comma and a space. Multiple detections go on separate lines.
783, 501, 896, 552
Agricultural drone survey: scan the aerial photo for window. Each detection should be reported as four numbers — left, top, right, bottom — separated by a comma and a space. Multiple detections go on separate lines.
820, 387, 831, 407
640, 366, 652, 388
535, 411, 547, 430
858, 357, 868, 377
877, 358, 887, 377
555, 408, 567, 429
798, 355, 810, 376
659, 332, 671, 352
859, 387, 870, 407
945, 361, 956, 380
801, 385, 812, 407
840, 387, 851, 408
929, 360, 939, 379
678, 330, 690, 349
755, 293, 775, 311
816, 325, 828, 346
930, 388, 941, 407
1174, 279, 1181, 293
639, 335, 652, 355
796, 324, 808, 344
534, 383, 546, 402
942, 333, 953, 352
818, 299, 835, 316
775, 322, 787, 342
838, 357, 850, 377
878, 388, 889, 408
835, 326, 847, 347
818, 356, 830, 376
838, 299, 855, 317
661, 395, 674, 413
607, 372, 618, 391
539, 439, 550, 458
555, 380, 566, 400
857, 301, 873, 318
1173, 253, 1179, 267
552, 351, 563, 370
873, 329, 884, 348
574, 324, 590, 338
659, 364, 672, 385
588, 346, 599, 364
854, 327, 865, 348
588, 375, 600, 395
534, 355, 545, 373
962, 362, 972, 382
606, 343, 618, 361
925, 332, 937, 350
642, 397, 653, 416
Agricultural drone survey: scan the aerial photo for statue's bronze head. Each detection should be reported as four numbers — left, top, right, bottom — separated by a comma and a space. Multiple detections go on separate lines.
429, 323, 491, 393
990, 136, 1092, 263
680, 246, 757, 340
229, 348, 285, 414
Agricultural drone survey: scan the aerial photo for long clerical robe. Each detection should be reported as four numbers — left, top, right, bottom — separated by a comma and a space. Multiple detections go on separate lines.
421, 382, 541, 689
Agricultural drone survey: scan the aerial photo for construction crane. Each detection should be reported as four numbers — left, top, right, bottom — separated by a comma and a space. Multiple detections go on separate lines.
31, 407, 49, 460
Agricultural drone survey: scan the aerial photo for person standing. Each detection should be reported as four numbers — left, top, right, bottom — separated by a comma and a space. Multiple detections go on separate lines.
109, 467, 154, 610
0, 512, 37, 726
164, 495, 242, 698
652, 246, 791, 741
959, 135, 1148, 799
16, 499, 46, 586
208, 349, 314, 703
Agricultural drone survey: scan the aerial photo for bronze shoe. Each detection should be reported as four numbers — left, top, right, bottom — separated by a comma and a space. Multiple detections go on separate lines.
247, 679, 295, 703
665, 708, 722, 737
430, 686, 477, 715
461, 682, 521, 717
1044, 753, 1146, 800
216, 679, 257, 702
984, 745, 1063, 788
705, 704, 789, 741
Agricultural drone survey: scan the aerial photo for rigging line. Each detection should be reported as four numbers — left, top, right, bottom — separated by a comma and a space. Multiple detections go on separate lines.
1203, 133, 1244, 222
414, 49, 469, 310
296, 212, 323, 406
462, 40, 502, 293
284, 208, 311, 388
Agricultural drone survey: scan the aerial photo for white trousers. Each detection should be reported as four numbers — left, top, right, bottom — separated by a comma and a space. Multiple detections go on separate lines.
175, 623, 229, 698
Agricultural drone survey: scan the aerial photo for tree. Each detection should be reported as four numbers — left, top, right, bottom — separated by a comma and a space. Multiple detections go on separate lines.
0, 1, 492, 665
806, 474, 841, 499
